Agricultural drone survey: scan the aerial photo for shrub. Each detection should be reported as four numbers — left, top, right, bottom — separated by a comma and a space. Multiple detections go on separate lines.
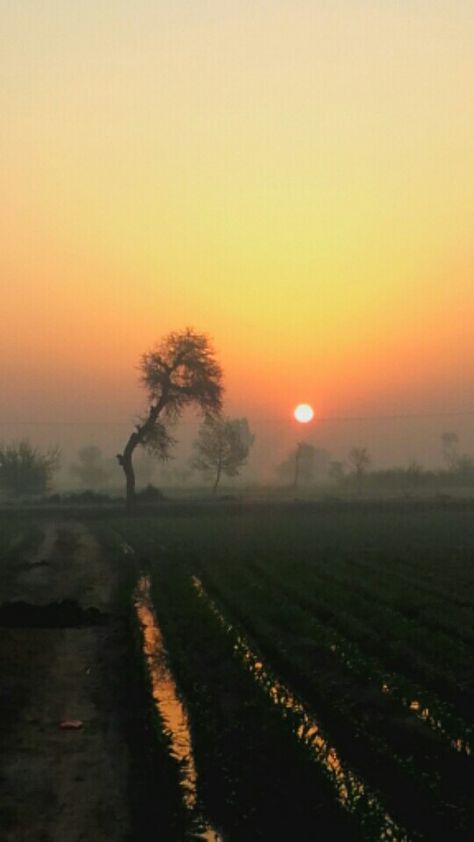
0, 440, 60, 496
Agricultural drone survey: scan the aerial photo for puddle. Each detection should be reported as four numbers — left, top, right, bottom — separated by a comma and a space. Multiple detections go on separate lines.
134, 575, 222, 841
192, 576, 412, 842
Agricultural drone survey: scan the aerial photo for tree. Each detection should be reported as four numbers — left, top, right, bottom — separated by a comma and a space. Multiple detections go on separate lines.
0, 440, 60, 496
70, 445, 110, 489
117, 328, 223, 507
405, 460, 424, 489
276, 443, 330, 488
294, 442, 308, 489
192, 416, 254, 494
328, 460, 346, 484
347, 447, 371, 492
441, 431, 459, 470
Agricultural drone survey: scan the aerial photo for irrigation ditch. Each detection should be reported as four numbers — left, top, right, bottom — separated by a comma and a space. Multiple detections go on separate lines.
92, 524, 356, 840
133, 573, 223, 840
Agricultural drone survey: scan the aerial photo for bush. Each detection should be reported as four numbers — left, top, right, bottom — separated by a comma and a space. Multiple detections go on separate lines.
0, 440, 60, 496
135, 484, 165, 503
62, 490, 113, 504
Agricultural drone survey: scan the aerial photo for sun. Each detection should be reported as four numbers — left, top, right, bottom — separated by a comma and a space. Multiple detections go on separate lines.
294, 403, 314, 423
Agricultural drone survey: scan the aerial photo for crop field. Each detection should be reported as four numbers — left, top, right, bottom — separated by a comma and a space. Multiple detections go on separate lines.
99, 505, 474, 841
1, 505, 472, 840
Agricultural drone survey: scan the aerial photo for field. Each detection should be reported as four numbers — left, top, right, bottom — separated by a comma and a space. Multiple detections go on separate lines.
101, 504, 474, 841
1, 503, 473, 841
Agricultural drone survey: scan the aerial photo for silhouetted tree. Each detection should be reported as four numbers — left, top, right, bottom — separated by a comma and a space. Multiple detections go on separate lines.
277, 443, 330, 488
117, 328, 223, 507
192, 416, 254, 494
441, 431, 459, 469
70, 446, 110, 489
0, 440, 60, 496
293, 442, 305, 489
347, 447, 371, 492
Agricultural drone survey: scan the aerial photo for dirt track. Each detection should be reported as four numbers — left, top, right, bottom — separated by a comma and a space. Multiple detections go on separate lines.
0, 522, 132, 842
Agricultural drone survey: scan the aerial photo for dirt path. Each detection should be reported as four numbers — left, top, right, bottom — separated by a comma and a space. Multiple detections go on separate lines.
0, 521, 132, 842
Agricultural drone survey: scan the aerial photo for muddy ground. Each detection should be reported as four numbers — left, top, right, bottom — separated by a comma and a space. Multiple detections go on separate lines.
0, 521, 143, 842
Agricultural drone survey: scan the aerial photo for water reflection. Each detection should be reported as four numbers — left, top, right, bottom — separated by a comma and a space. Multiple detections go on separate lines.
134, 575, 222, 841
381, 683, 471, 756
326, 630, 472, 758
192, 577, 411, 842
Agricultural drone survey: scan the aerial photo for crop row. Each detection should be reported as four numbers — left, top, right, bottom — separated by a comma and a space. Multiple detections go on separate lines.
104, 512, 474, 840
144, 554, 360, 841
248, 555, 474, 716
246, 559, 473, 755
194, 557, 473, 840
288, 549, 474, 643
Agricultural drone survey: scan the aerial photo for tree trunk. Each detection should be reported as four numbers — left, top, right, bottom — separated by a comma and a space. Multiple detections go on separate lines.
293, 443, 302, 490
212, 461, 222, 495
118, 396, 167, 509
117, 431, 140, 510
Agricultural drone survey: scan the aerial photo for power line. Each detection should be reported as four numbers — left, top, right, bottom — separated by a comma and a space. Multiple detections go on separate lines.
1, 410, 474, 426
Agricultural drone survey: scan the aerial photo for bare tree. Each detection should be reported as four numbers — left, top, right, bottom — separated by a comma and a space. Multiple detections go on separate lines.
441, 431, 459, 470
347, 447, 371, 492
192, 417, 254, 494
117, 328, 223, 507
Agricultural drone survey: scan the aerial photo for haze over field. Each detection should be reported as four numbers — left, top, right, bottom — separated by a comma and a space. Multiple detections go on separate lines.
2, 1, 474, 475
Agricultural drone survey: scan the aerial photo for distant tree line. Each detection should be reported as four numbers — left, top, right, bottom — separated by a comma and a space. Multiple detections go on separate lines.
275, 433, 474, 494
3, 324, 474, 507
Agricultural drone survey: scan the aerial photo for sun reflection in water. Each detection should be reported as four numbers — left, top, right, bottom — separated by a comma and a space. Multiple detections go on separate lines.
381, 682, 471, 756
329, 634, 470, 757
134, 575, 222, 841
192, 576, 411, 842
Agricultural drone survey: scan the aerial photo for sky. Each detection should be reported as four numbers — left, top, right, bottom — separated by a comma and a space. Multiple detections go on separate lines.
2, 1, 474, 472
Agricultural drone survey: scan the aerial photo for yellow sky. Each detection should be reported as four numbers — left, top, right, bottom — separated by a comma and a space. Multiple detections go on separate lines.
2, 1, 474, 426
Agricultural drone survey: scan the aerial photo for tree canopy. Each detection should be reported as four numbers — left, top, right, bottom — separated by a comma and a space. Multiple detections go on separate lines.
347, 447, 371, 478
118, 327, 223, 506
192, 416, 254, 493
276, 443, 330, 487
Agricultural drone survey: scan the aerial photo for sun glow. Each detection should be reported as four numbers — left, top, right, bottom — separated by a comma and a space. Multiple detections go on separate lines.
294, 404, 314, 423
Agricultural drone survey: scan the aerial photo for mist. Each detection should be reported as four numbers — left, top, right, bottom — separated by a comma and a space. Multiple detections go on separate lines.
2, 409, 473, 495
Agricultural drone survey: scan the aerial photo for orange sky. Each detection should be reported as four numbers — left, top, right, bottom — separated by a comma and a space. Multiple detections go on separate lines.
2, 1, 474, 437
